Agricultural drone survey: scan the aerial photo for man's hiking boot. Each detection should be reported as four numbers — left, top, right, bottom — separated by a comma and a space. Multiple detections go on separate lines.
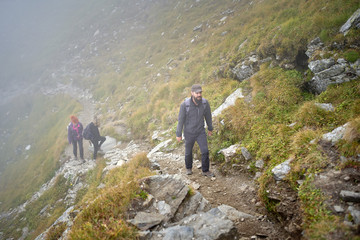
186, 169, 193, 175
202, 171, 215, 177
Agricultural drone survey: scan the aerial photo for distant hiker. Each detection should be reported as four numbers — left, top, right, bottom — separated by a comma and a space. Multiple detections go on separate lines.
67, 115, 84, 161
176, 84, 215, 177
88, 116, 106, 160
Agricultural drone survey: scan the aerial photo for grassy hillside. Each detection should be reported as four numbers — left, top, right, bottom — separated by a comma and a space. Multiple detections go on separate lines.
1, 0, 359, 239
67, 0, 359, 138
0, 94, 81, 211
69, 0, 359, 238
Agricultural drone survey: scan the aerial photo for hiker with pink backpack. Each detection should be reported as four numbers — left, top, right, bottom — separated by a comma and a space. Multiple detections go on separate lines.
67, 115, 84, 161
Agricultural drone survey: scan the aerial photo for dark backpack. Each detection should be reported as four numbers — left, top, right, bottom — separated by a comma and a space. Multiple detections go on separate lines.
83, 123, 93, 140
184, 97, 207, 114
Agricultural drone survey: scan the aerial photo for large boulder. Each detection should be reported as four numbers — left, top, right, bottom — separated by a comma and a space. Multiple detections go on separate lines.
308, 58, 358, 94
231, 54, 259, 82
322, 123, 349, 145
340, 8, 360, 35
141, 174, 189, 221
127, 174, 241, 240
212, 88, 244, 117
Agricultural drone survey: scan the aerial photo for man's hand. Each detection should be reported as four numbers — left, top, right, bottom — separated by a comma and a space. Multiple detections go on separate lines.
208, 131, 212, 137
176, 136, 182, 143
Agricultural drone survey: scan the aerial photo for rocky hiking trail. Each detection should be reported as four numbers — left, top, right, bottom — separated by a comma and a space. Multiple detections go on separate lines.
55, 84, 292, 239
57, 84, 292, 239
30, 84, 360, 240
148, 145, 292, 239
26, 85, 360, 240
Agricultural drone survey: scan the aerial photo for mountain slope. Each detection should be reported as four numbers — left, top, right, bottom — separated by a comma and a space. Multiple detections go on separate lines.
0, 0, 359, 239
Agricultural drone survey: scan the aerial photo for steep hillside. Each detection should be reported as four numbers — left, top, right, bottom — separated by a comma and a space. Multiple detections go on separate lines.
0, 0, 359, 239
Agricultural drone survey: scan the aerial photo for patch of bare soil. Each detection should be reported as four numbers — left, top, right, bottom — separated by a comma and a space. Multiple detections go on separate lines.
155, 146, 294, 240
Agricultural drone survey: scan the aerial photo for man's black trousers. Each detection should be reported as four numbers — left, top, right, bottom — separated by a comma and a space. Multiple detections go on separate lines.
184, 130, 209, 172
91, 136, 106, 159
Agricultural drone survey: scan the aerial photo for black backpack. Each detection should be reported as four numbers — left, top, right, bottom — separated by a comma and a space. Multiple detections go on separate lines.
83, 123, 93, 140
184, 97, 207, 113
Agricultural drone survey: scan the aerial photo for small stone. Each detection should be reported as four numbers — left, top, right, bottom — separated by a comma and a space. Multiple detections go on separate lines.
334, 205, 344, 213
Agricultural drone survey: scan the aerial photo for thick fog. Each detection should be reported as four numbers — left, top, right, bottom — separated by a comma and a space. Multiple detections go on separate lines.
0, 0, 89, 92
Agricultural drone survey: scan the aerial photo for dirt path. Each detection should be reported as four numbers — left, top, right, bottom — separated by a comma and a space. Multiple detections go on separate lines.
154, 146, 292, 239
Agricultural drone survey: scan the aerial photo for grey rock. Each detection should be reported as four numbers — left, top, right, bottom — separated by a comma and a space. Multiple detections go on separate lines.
132, 175, 239, 240
255, 159, 264, 169
254, 172, 262, 180
151, 130, 163, 141
241, 147, 252, 161
340, 8, 360, 35
308, 58, 336, 73
35, 206, 75, 240
272, 158, 292, 181
174, 191, 211, 222
232, 63, 254, 81
212, 88, 244, 117
340, 190, 360, 203
162, 226, 194, 240
193, 24, 203, 32
351, 59, 360, 76
322, 123, 349, 145
128, 212, 165, 230
147, 139, 172, 157
305, 37, 324, 58
217, 204, 254, 221
315, 103, 334, 111
315, 62, 346, 79
334, 205, 345, 213
178, 209, 237, 240
99, 136, 117, 153
308, 57, 358, 93
348, 206, 360, 224
142, 174, 189, 221
218, 144, 240, 162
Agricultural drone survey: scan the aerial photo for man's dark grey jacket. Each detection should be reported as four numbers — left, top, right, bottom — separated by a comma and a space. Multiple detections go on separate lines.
176, 97, 213, 138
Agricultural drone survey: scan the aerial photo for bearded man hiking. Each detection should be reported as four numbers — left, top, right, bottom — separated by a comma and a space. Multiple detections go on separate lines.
176, 84, 215, 177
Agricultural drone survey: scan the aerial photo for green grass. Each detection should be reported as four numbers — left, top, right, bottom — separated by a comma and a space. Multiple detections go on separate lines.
0, 94, 81, 212
68, 153, 153, 239
1, 175, 70, 239
208, 67, 359, 238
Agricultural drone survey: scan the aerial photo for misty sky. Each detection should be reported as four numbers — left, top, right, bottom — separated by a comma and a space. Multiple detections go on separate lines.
0, 0, 88, 88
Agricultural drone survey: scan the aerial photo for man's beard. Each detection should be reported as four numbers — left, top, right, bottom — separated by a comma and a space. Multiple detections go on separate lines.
193, 96, 202, 105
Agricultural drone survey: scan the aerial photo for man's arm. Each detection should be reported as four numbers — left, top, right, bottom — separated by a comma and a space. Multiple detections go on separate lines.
204, 100, 213, 132
176, 102, 186, 141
